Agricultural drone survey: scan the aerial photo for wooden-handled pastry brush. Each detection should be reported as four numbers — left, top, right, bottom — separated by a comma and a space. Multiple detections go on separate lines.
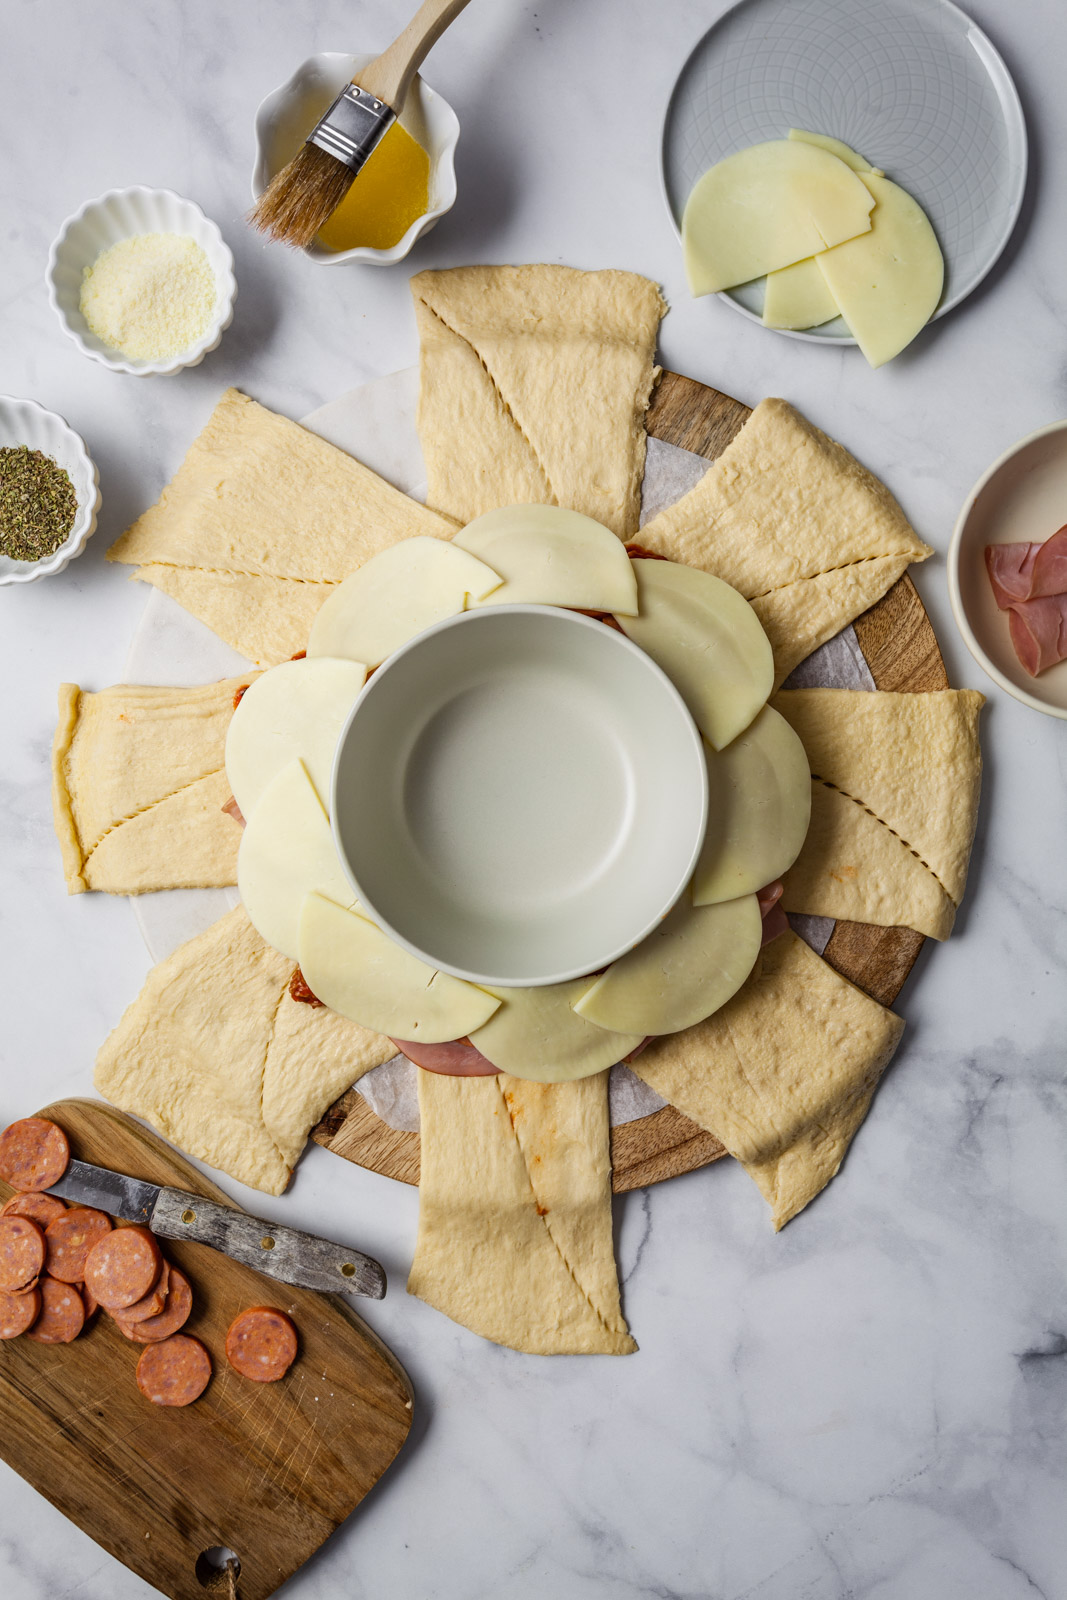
251, 0, 472, 248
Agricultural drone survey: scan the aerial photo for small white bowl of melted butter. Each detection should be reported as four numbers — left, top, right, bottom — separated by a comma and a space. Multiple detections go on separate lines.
252, 52, 460, 265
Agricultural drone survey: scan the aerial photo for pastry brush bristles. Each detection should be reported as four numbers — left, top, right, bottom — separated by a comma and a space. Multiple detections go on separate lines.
248, 143, 356, 249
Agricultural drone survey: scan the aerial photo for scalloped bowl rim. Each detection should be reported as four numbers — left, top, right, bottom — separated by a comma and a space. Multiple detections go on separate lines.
0, 396, 101, 585
251, 51, 460, 265
46, 186, 237, 376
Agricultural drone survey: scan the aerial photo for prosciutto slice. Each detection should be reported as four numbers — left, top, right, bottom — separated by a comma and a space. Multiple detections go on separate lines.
986, 526, 1067, 676
1007, 596, 1067, 677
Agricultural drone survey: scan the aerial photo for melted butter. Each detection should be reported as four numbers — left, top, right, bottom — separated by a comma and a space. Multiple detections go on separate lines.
318, 121, 430, 252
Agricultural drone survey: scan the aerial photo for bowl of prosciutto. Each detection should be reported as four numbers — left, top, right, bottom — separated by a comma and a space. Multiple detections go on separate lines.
950, 419, 1067, 719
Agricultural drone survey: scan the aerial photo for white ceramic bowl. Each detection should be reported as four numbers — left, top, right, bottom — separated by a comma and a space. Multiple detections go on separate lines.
252, 52, 460, 265
46, 187, 236, 376
0, 397, 101, 585
332, 606, 709, 987
949, 419, 1067, 720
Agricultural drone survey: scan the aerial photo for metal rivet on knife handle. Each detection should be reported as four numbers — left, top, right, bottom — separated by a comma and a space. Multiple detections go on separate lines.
181, 1208, 196, 1224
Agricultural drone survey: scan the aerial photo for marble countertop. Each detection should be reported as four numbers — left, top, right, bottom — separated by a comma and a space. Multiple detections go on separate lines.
1, 2, 1065, 1597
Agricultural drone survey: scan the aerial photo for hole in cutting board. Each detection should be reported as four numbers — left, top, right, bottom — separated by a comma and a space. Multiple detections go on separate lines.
195, 1547, 241, 1591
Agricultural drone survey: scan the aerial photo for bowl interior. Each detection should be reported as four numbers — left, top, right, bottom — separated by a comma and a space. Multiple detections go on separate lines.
332, 606, 708, 987
953, 423, 1067, 717
253, 52, 459, 265
0, 398, 97, 580
50, 189, 234, 371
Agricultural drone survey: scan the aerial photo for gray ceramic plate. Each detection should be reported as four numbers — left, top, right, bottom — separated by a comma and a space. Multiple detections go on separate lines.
661, 0, 1027, 343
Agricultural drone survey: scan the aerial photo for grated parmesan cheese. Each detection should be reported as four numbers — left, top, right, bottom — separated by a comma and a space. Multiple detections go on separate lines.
80, 233, 217, 361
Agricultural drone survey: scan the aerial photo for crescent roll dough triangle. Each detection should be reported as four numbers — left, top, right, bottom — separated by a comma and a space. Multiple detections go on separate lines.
412, 265, 665, 537
773, 688, 984, 936
94, 906, 393, 1195
52, 677, 252, 894
637, 399, 932, 684
108, 388, 457, 665
408, 1069, 636, 1355
630, 932, 904, 1230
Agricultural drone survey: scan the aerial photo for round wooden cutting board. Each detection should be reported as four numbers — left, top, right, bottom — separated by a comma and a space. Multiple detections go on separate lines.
312, 370, 948, 1193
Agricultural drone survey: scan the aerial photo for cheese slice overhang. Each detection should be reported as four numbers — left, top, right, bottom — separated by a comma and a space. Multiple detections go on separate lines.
237, 758, 357, 959
693, 705, 812, 905
467, 980, 642, 1082
788, 129, 879, 175
815, 172, 944, 367
615, 559, 773, 749
763, 256, 841, 331
682, 139, 875, 296
307, 535, 503, 668
454, 504, 639, 614
573, 892, 762, 1036
225, 657, 367, 820
298, 893, 500, 1042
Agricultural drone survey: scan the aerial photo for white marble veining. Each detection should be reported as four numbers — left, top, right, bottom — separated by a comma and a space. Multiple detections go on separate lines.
1, 1, 1065, 1597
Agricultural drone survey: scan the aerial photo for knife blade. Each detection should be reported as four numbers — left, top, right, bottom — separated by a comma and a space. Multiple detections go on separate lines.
49, 1158, 386, 1300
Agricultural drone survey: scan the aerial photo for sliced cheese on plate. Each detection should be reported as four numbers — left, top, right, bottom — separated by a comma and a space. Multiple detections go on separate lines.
816, 172, 944, 367
615, 560, 773, 750
467, 980, 642, 1082
298, 893, 500, 1041
225, 656, 367, 819
682, 139, 875, 295
573, 892, 763, 1036
237, 758, 357, 960
763, 256, 841, 331
307, 535, 503, 668
692, 705, 812, 905
788, 129, 880, 175
454, 504, 639, 614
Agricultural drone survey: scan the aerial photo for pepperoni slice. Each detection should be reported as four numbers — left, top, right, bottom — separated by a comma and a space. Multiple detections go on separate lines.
136, 1334, 211, 1407
81, 1283, 99, 1319
0, 1118, 70, 1192
24, 1276, 85, 1343
44, 1207, 112, 1284
0, 1285, 41, 1338
0, 1215, 47, 1292
84, 1225, 162, 1310
1, 1193, 66, 1229
113, 1264, 192, 1343
119, 1262, 170, 1324
225, 1306, 298, 1382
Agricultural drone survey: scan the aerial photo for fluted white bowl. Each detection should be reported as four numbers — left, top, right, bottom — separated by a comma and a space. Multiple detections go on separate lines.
46, 187, 236, 376
252, 52, 460, 265
0, 397, 101, 585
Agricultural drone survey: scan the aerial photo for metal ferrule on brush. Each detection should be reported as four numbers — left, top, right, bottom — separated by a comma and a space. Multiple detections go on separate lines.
307, 84, 396, 174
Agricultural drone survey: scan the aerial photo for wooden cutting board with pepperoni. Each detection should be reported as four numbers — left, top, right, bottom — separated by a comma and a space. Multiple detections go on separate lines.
0, 1098, 412, 1600
312, 369, 949, 1192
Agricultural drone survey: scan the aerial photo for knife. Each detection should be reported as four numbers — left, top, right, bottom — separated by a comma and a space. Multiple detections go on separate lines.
48, 1158, 386, 1300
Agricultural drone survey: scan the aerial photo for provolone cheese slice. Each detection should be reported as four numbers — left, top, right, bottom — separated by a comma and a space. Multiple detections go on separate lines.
615, 560, 773, 750
307, 536, 503, 667
693, 706, 812, 905
454, 504, 639, 614
788, 129, 879, 175
763, 257, 841, 330
816, 173, 944, 367
573, 893, 762, 1035
237, 759, 357, 959
298, 893, 500, 1041
467, 981, 642, 1082
682, 140, 874, 295
225, 657, 367, 819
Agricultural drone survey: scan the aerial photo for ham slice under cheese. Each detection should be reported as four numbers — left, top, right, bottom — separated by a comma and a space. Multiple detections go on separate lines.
986, 526, 1067, 677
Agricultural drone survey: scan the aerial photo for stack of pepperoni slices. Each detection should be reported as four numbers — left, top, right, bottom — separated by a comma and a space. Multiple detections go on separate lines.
0, 1117, 298, 1406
